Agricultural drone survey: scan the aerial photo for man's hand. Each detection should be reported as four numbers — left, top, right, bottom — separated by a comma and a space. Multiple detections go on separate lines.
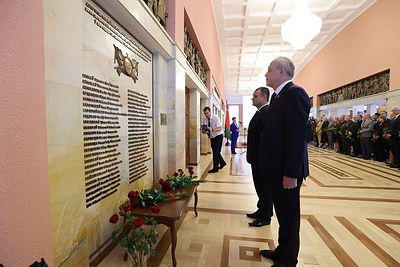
283, 176, 297, 189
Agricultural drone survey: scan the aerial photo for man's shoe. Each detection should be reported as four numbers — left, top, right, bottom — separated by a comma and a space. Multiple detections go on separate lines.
260, 249, 279, 260
208, 169, 218, 173
248, 218, 270, 227
246, 212, 260, 219
219, 163, 226, 169
390, 164, 400, 168
271, 263, 296, 267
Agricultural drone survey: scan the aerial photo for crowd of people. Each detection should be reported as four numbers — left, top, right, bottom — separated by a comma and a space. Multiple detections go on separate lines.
308, 106, 400, 170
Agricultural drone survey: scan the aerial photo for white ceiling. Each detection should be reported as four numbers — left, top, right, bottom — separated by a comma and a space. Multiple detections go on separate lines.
211, 0, 377, 104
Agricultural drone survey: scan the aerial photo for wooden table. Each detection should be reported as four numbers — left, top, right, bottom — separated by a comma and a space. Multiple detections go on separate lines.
124, 184, 199, 266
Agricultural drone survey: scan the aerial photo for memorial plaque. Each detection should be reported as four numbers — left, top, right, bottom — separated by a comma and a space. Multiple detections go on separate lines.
83, 1, 153, 208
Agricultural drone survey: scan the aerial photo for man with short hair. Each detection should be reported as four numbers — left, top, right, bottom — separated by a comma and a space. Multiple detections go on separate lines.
246, 87, 273, 227
202, 107, 226, 173
258, 57, 310, 267
349, 115, 362, 157
386, 106, 400, 168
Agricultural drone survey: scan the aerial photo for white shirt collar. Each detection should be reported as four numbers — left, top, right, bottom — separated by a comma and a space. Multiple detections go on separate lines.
274, 80, 292, 95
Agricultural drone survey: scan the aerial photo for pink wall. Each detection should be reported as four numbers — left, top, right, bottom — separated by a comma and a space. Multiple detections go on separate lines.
166, 0, 226, 101
295, 0, 400, 105
0, 1, 54, 266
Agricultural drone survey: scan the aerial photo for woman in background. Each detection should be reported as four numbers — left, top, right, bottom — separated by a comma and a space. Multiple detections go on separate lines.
230, 117, 240, 154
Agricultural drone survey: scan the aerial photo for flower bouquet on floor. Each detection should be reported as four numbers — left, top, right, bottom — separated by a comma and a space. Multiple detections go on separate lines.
159, 167, 206, 191
109, 205, 161, 267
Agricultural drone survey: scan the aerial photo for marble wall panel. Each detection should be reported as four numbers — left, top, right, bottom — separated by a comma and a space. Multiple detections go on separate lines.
44, 14, 82, 89
189, 89, 200, 165
153, 53, 170, 178
50, 191, 88, 265
45, 1, 156, 265
167, 59, 186, 172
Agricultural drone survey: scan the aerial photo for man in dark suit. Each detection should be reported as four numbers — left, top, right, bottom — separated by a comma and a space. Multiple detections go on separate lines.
258, 57, 310, 267
387, 106, 400, 168
246, 87, 273, 227
349, 115, 362, 157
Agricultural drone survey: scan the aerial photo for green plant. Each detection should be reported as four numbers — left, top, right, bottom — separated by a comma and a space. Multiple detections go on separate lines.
109, 205, 161, 266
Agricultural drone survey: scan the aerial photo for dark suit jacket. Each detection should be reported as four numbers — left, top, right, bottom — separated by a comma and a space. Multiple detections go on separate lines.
389, 115, 400, 141
257, 82, 310, 179
246, 105, 268, 164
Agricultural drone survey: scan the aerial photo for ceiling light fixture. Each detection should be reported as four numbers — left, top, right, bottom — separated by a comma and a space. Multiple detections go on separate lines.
281, 7, 322, 50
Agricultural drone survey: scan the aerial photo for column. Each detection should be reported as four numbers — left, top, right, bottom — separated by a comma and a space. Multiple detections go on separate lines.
189, 89, 200, 165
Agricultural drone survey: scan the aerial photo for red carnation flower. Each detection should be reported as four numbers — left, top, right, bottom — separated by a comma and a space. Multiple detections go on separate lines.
178, 169, 183, 172
133, 217, 145, 228
189, 169, 194, 175
188, 166, 194, 170
128, 191, 139, 199
109, 214, 119, 224
151, 205, 161, 214
123, 205, 132, 213
162, 181, 172, 191
173, 172, 179, 177
159, 178, 165, 185
130, 197, 139, 207
383, 124, 389, 127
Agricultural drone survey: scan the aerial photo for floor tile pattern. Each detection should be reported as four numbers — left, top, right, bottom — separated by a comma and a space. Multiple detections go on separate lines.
99, 145, 400, 267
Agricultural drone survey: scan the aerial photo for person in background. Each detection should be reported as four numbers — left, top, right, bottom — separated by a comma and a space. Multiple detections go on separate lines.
230, 117, 240, 154
202, 107, 226, 173
246, 87, 273, 227
385, 106, 400, 169
314, 117, 322, 147
349, 115, 362, 157
359, 113, 374, 160
258, 57, 310, 267
320, 116, 329, 148
327, 117, 335, 149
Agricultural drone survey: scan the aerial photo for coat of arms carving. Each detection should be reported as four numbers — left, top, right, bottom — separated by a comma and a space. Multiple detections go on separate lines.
113, 44, 139, 83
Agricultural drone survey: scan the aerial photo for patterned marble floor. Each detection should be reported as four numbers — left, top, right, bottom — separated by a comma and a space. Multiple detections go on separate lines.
99, 144, 400, 267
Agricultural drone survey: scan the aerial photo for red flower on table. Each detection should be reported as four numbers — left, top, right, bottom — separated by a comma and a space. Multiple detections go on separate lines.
128, 191, 139, 199
109, 214, 119, 224
159, 178, 165, 185
177, 169, 183, 172
133, 217, 145, 228
130, 197, 139, 207
189, 169, 194, 175
123, 205, 132, 213
162, 181, 172, 191
188, 166, 194, 170
173, 172, 179, 177
151, 205, 161, 214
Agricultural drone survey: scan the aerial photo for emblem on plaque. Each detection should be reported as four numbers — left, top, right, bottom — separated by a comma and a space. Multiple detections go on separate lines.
113, 44, 139, 83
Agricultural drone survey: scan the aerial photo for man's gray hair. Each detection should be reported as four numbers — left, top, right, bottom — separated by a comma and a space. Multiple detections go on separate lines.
274, 56, 295, 78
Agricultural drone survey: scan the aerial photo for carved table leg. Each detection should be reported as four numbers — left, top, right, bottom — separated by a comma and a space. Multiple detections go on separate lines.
170, 222, 177, 267
194, 188, 198, 217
